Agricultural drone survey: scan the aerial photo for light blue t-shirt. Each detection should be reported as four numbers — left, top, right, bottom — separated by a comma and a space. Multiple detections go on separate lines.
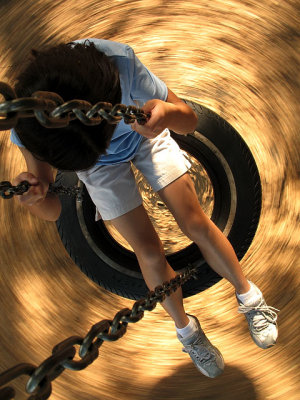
10, 38, 168, 165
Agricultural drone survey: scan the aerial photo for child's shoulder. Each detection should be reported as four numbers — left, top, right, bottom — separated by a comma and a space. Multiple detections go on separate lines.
73, 38, 134, 59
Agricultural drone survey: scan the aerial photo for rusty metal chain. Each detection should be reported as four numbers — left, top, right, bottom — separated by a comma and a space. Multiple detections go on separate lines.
0, 80, 151, 200
0, 82, 150, 130
0, 181, 83, 201
0, 264, 198, 400
0, 82, 199, 399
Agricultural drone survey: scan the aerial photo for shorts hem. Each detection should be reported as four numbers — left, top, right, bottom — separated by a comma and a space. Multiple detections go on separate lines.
98, 198, 143, 221
151, 166, 190, 192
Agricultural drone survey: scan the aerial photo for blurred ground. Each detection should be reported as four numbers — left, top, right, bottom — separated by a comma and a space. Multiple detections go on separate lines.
0, 1, 299, 399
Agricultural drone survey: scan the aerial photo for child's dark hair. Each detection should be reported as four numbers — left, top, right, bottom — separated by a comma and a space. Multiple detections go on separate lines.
14, 40, 121, 171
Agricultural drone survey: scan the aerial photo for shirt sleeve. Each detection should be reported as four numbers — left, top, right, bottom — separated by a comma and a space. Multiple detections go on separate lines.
127, 46, 168, 106
10, 128, 25, 147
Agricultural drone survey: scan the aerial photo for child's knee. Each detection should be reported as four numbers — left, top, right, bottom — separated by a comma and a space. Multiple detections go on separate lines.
135, 243, 166, 271
180, 214, 211, 243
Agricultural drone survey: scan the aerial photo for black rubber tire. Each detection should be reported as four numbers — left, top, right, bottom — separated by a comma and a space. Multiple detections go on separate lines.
56, 101, 261, 300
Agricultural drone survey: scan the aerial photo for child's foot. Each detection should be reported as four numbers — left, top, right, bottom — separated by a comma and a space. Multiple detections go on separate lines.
177, 314, 224, 378
236, 281, 279, 349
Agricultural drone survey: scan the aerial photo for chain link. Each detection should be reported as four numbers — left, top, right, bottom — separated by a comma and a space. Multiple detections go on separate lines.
0, 81, 150, 201
0, 265, 198, 400
0, 82, 150, 130
0, 181, 83, 201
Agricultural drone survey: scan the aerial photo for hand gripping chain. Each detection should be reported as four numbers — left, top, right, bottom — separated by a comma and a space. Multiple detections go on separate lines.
0, 82, 150, 131
0, 181, 83, 201
0, 265, 199, 400
0, 81, 150, 130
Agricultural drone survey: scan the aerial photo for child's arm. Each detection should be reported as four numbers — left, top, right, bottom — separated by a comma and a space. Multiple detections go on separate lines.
12, 147, 61, 221
131, 88, 198, 138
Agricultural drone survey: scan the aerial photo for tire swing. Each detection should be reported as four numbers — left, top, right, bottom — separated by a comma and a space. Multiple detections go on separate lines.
56, 100, 262, 300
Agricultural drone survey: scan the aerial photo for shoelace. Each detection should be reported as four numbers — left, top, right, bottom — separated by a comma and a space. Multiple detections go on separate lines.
238, 300, 280, 331
182, 339, 215, 364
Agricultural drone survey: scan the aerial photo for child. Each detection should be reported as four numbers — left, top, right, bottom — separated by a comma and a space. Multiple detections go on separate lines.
11, 39, 279, 378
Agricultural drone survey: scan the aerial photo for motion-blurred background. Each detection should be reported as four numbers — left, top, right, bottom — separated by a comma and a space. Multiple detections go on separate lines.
0, 1, 299, 399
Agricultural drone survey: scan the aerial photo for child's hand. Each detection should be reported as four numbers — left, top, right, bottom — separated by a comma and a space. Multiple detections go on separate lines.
12, 172, 49, 206
131, 99, 172, 138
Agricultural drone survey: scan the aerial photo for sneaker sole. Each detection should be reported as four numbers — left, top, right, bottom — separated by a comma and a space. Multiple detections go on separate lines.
195, 360, 225, 378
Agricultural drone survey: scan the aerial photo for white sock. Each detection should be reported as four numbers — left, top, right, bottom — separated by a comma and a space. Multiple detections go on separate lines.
176, 315, 198, 339
237, 281, 261, 306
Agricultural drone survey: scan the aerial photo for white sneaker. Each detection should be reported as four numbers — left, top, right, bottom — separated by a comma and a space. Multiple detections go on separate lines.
177, 315, 224, 378
237, 282, 279, 349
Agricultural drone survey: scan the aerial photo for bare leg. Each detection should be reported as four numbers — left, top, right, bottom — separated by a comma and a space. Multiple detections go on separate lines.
158, 173, 250, 294
110, 205, 189, 328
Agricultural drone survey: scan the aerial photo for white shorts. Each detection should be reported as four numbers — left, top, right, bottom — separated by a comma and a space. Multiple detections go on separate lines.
77, 129, 191, 220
